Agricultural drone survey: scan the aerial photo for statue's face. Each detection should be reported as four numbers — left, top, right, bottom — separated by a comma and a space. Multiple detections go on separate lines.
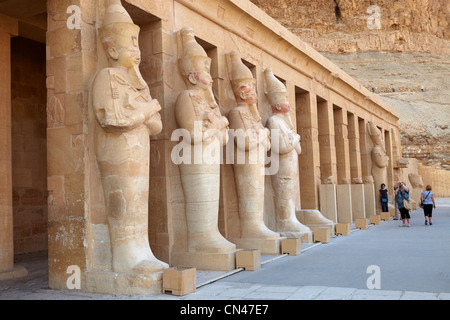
237, 80, 257, 104
270, 92, 290, 113
116, 44, 141, 69
188, 57, 213, 89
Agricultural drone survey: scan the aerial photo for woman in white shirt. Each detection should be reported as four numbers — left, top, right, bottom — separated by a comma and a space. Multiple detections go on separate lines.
421, 185, 436, 225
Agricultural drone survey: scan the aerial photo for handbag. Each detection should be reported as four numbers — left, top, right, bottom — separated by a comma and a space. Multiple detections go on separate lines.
401, 190, 412, 211
403, 199, 412, 211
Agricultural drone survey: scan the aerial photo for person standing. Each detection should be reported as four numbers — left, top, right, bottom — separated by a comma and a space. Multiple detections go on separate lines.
421, 185, 436, 225
380, 184, 389, 212
393, 182, 402, 220
398, 182, 411, 227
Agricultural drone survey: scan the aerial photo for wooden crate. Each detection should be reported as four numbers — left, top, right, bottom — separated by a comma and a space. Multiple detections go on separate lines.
163, 266, 196, 296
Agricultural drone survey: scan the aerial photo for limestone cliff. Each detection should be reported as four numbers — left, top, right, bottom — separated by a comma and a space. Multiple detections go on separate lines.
250, 0, 450, 54
251, 0, 450, 170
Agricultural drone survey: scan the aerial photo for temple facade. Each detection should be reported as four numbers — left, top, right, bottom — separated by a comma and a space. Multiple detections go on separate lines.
1, 0, 448, 295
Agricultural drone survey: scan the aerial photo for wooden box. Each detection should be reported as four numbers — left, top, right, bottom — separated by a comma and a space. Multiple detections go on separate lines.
380, 212, 390, 221
281, 238, 302, 256
312, 228, 330, 243
335, 223, 351, 236
370, 215, 381, 225
163, 266, 196, 296
355, 218, 368, 230
236, 249, 261, 271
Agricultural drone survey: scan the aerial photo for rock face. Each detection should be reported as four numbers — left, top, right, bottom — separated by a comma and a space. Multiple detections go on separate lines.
250, 0, 450, 54
321, 51, 450, 170
251, 0, 450, 170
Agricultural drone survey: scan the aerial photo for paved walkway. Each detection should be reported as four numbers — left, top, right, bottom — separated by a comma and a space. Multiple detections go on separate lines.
1, 199, 450, 300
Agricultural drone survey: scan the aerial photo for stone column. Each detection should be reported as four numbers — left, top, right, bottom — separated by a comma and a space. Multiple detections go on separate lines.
317, 99, 338, 223
334, 107, 352, 224
317, 100, 337, 182
296, 91, 320, 210
348, 113, 365, 220
0, 14, 27, 280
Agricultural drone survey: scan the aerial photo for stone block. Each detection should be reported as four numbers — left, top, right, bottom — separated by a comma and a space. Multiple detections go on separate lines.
335, 223, 351, 236
163, 266, 196, 296
236, 249, 261, 271
355, 218, 368, 230
337, 184, 353, 224
369, 215, 381, 225
319, 184, 338, 223
281, 238, 302, 256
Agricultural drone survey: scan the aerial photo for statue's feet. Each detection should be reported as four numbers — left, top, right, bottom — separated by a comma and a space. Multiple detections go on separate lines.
276, 219, 310, 233
132, 258, 169, 274
241, 222, 280, 240
189, 232, 236, 253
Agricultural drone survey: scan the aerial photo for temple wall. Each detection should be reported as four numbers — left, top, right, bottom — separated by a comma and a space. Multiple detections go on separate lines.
1, 0, 447, 295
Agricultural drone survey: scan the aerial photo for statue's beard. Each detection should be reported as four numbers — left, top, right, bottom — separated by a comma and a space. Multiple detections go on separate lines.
129, 64, 148, 91
202, 85, 219, 109
277, 111, 294, 130
248, 103, 261, 122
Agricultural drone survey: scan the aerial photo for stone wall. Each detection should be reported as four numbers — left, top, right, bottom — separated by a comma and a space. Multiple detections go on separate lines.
11, 37, 48, 254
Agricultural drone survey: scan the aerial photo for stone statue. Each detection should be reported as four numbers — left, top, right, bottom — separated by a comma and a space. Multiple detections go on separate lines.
90, 0, 167, 274
368, 122, 389, 210
174, 27, 235, 254
227, 51, 279, 241
263, 68, 310, 238
408, 173, 424, 189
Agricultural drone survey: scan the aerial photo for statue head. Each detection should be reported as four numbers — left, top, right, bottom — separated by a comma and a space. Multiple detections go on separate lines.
100, 0, 146, 89
408, 173, 424, 188
264, 68, 290, 114
178, 27, 213, 90
229, 51, 258, 104
367, 122, 384, 147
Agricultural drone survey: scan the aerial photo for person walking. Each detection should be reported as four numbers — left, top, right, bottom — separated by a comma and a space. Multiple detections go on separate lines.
421, 185, 436, 225
380, 184, 389, 212
398, 182, 411, 227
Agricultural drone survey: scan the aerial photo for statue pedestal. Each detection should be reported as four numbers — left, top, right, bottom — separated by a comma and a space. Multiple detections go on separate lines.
351, 184, 366, 220
319, 184, 338, 223
0, 265, 28, 281
337, 184, 353, 224
364, 183, 376, 218
171, 250, 236, 271
296, 209, 335, 237
85, 270, 163, 296
228, 237, 285, 256
278, 230, 312, 244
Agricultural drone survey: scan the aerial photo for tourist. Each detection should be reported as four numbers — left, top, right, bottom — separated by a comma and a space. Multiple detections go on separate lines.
398, 182, 411, 227
393, 182, 402, 220
421, 185, 436, 226
380, 183, 389, 212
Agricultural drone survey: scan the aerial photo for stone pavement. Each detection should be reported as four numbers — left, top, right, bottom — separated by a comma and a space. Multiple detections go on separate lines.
1, 199, 449, 301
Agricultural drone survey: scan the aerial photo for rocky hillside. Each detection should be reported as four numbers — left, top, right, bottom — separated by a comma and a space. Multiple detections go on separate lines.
251, 0, 450, 170
250, 0, 450, 54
